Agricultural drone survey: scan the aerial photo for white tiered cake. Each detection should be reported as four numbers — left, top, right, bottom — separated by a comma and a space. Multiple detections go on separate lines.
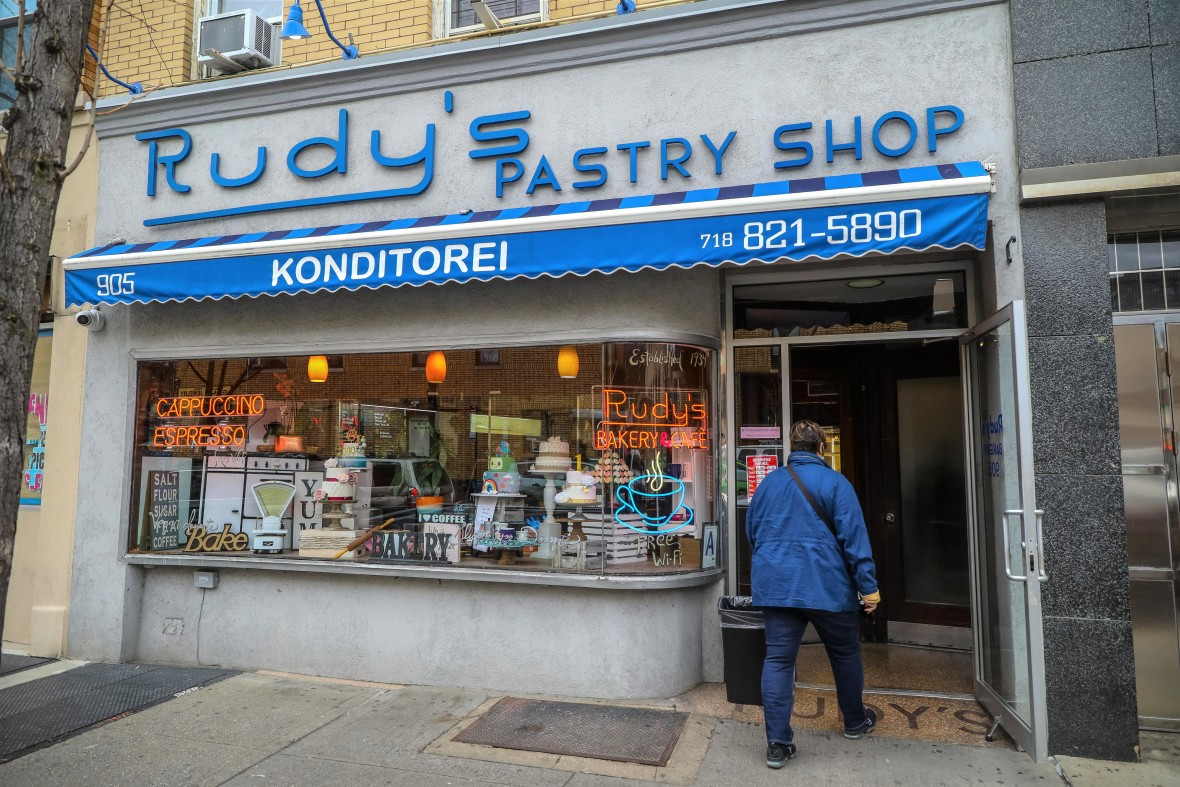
533, 436, 571, 472
555, 469, 598, 504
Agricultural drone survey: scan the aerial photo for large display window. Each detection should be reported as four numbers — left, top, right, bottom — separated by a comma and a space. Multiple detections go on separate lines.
128, 341, 717, 575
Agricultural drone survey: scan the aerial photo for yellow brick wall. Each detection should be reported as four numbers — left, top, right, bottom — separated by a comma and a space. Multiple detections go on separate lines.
97, 0, 194, 98
549, 0, 619, 22
279, 0, 435, 66
95, 0, 667, 96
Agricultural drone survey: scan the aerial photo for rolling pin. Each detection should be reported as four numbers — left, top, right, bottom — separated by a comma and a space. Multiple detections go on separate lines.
333, 517, 396, 559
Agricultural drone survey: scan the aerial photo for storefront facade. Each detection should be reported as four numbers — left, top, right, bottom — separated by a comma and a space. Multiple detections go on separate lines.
61, 0, 1136, 762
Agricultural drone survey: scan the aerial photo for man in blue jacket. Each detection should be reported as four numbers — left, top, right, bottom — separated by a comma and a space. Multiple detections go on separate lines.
746, 420, 881, 768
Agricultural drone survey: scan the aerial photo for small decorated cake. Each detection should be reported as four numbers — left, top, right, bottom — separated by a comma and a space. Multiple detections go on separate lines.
321, 459, 358, 501
482, 440, 521, 493
534, 436, 571, 472
338, 429, 366, 466
555, 469, 598, 504
592, 451, 634, 485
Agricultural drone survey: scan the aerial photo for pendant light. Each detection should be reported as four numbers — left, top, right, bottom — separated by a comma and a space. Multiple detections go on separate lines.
557, 346, 579, 379
308, 355, 328, 383
425, 351, 447, 384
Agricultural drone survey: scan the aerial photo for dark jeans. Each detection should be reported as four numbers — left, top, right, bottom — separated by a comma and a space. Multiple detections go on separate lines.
761, 607, 867, 745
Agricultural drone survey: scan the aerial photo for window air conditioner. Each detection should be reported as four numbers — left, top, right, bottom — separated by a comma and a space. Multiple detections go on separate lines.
197, 9, 278, 72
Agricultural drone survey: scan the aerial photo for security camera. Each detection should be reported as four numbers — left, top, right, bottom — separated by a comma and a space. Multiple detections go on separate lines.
75, 308, 105, 331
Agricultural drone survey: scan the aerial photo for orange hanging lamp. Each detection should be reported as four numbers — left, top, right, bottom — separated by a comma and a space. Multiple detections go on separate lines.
307, 355, 329, 383
557, 346, 579, 379
425, 351, 447, 384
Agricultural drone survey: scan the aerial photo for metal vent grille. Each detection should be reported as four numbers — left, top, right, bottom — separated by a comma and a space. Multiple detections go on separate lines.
201, 14, 247, 54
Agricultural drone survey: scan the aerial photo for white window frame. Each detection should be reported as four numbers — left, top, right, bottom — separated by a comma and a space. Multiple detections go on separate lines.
440, 0, 547, 38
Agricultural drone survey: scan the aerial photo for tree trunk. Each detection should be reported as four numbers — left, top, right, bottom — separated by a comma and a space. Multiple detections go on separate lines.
0, 1, 95, 642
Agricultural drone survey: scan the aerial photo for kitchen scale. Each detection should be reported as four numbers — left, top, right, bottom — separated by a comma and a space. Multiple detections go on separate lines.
251, 480, 296, 553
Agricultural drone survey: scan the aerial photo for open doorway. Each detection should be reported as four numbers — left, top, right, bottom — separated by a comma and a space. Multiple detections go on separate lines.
789, 339, 973, 696
733, 338, 973, 695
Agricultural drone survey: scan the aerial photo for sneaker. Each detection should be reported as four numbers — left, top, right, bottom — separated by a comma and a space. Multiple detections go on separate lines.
843, 707, 877, 740
765, 742, 796, 768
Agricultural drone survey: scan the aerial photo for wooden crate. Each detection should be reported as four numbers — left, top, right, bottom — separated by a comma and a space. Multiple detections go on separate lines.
298, 530, 369, 561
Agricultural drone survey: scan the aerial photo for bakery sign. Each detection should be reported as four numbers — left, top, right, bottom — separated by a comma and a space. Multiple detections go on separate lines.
593, 386, 709, 451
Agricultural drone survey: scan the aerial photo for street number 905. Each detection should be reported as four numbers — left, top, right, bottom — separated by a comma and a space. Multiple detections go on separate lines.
95, 272, 135, 297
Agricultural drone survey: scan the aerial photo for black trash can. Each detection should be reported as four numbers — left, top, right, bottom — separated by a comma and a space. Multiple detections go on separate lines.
718, 596, 765, 706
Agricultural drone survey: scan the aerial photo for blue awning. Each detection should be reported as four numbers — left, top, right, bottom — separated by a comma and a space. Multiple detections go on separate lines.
65, 161, 992, 307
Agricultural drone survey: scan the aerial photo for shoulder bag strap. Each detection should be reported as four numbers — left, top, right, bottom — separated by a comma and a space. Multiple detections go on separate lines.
785, 464, 840, 547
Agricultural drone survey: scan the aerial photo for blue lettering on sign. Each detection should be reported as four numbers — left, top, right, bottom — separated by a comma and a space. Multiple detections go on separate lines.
983, 413, 1004, 477
136, 95, 968, 227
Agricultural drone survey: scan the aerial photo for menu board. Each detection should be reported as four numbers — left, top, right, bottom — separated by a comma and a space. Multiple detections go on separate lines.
361, 404, 403, 457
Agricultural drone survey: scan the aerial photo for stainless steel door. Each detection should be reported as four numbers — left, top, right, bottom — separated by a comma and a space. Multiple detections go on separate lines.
961, 301, 1048, 761
1115, 321, 1180, 730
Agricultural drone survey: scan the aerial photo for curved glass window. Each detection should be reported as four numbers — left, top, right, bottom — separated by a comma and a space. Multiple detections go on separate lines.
128, 341, 716, 575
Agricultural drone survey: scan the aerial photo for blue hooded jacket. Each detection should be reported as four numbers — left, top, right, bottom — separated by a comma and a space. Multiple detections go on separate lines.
745, 451, 878, 612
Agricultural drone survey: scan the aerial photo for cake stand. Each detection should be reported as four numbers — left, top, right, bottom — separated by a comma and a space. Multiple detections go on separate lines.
528, 466, 565, 560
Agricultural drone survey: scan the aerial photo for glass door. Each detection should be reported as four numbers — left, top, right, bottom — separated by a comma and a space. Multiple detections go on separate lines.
960, 301, 1048, 761
728, 343, 787, 595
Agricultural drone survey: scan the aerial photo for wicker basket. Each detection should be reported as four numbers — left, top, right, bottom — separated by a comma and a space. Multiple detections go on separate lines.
733, 328, 773, 372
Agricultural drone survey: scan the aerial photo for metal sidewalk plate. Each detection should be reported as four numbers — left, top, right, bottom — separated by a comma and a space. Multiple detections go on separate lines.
0, 663, 235, 761
0, 655, 52, 677
454, 696, 688, 766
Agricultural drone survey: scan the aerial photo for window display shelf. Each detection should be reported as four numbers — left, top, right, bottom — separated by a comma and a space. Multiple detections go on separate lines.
123, 550, 722, 590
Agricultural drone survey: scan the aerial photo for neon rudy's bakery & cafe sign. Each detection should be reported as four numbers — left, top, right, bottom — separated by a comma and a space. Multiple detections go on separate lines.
594, 387, 709, 451
152, 394, 267, 448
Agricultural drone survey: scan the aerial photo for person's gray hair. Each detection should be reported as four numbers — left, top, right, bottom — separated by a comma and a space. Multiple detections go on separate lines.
789, 420, 825, 454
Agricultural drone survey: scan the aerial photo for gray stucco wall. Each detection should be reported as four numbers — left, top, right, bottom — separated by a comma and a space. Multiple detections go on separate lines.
1010, 0, 1154, 762
136, 567, 716, 699
69, 0, 1020, 698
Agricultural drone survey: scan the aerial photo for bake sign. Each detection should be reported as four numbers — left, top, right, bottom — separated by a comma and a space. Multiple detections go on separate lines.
183, 524, 250, 552
594, 387, 709, 451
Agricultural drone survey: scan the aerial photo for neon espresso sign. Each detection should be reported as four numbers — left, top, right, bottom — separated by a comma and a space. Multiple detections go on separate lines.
134, 92, 967, 226
152, 394, 266, 448
595, 387, 707, 533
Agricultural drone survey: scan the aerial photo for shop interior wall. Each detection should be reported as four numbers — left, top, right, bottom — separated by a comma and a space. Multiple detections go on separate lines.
158, 346, 609, 486
2, 113, 97, 657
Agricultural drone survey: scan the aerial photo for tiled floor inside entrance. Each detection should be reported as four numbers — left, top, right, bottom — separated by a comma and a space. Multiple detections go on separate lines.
797, 642, 975, 696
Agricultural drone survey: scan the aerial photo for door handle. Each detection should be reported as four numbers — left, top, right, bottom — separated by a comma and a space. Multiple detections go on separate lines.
1001, 509, 1028, 581
1033, 509, 1048, 582
884, 512, 896, 523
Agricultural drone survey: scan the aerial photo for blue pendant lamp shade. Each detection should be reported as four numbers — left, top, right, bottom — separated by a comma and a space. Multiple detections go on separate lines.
616, 0, 636, 14
281, 0, 359, 60
280, 2, 311, 39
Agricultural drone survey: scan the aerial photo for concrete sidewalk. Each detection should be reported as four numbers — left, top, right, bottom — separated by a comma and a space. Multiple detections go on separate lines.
0, 670, 1174, 786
